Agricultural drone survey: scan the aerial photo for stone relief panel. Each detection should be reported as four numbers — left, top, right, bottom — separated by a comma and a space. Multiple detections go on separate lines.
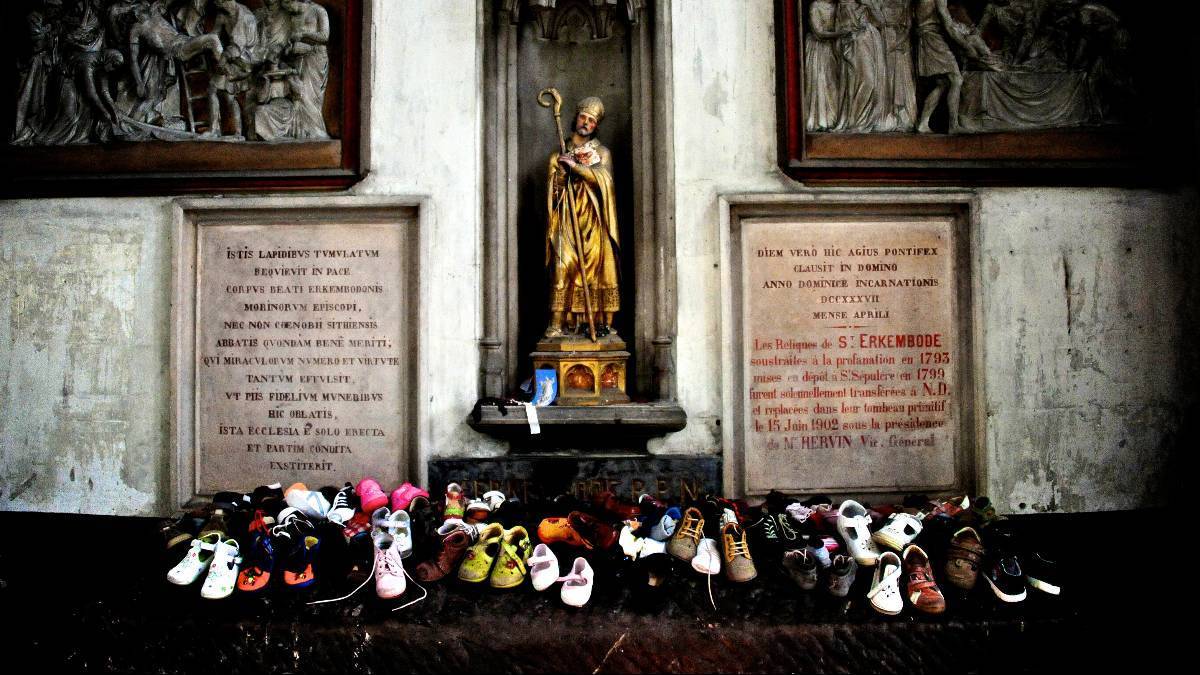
801, 0, 1134, 134
9, 0, 336, 145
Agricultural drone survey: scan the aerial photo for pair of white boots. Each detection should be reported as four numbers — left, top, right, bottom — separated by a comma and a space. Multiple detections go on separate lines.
529, 544, 594, 607
167, 532, 242, 600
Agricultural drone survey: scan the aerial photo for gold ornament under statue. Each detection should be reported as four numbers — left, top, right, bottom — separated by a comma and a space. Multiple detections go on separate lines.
531, 88, 629, 406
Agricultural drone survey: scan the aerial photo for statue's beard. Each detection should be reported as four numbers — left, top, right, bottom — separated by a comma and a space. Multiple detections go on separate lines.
575, 126, 594, 137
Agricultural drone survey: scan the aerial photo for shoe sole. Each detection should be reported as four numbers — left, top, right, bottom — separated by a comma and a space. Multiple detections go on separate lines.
871, 531, 913, 551
1027, 576, 1061, 595
870, 602, 902, 616
984, 573, 1027, 603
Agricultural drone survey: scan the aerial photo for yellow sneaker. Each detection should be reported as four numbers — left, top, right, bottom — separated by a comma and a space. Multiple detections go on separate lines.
457, 523, 504, 583
489, 526, 533, 589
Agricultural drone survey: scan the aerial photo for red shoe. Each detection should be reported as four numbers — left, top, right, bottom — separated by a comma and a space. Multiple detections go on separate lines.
569, 511, 619, 550
593, 491, 641, 521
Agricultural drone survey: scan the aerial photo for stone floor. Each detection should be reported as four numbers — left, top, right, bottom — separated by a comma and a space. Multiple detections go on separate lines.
0, 510, 1177, 674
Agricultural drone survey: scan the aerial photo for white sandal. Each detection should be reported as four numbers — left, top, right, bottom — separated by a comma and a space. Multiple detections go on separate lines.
167, 532, 221, 585
872, 512, 924, 551
836, 500, 880, 566
200, 538, 242, 600
867, 551, 903, 615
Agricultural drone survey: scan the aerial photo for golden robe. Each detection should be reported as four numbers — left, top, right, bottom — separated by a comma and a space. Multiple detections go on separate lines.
546, 139, 621, 318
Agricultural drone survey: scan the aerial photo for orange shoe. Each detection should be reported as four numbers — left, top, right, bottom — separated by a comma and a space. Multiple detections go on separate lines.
537, 515, 591, 549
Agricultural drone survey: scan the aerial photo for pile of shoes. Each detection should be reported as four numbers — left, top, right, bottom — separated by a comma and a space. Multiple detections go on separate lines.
751, 492, 1061, 615
158, 481, 1061, 617
160, 479, 434, 605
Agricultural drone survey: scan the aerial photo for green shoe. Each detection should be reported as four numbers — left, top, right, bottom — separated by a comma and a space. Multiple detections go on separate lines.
489, 526, 533, 589
458, 523, 503, 583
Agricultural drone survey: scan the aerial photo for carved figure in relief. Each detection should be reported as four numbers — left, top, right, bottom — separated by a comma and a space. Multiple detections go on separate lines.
11, 5, 60, 145
129, 1, 223, 103
282, 0, 329, 139
1076, 3, 1131, 123
804, 0, 853, 132
871, 0, 917, 131
37, 1, 125, 145
833, 0, 888, 132
7, 0, 337, 146
176, 0, 210, 37
914, 0, 972, 133
543, 95, 621, 339
208, 0, 258, 138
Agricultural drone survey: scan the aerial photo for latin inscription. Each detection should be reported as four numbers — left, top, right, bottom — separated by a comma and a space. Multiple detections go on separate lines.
196, 224, 405, 493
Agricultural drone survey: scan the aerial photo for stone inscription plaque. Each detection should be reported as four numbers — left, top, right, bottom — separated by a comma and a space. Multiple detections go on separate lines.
741, 218, 960, 495
196, 223, 405, 493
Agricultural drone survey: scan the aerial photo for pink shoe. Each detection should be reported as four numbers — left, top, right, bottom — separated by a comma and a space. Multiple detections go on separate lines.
390, 483, 430, 512
357, 478, 389, 513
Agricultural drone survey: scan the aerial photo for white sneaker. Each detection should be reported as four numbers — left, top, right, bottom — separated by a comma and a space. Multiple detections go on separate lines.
373, 529, 407, 599
872, 512, 924, 551
867, 551, 904, 615
326, 483, 357, 525
529, 543, 560, 592
167, 532, 221, 585
837, 500, 880, 566
285, 486, 331, 520
692, 537, 721, 575
199, 538, 241, 600
481, 490, 507, 511
560, 557, 594, 607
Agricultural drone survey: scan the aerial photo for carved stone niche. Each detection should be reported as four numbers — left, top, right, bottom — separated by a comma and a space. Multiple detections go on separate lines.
475, 0, 683, 447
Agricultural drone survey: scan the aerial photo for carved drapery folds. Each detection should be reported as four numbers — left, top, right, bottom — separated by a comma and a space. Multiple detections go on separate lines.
10, 0, 336, 146
802, 0, 1134, 135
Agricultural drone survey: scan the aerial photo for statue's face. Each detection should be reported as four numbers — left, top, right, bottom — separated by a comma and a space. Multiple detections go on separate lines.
574, 112, 598, 137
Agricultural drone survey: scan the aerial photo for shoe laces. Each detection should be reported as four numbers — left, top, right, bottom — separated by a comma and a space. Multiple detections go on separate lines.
776, 515, 799, 541
756, 517, 778, 540
331, 487, 353, 513
728, 535, 751, 559
678, 516, 704, 543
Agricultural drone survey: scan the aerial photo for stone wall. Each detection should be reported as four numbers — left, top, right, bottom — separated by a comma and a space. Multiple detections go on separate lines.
0, 0, 1194, 515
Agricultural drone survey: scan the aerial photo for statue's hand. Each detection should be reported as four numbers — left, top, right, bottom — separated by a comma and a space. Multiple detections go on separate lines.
557, 153, 577, 170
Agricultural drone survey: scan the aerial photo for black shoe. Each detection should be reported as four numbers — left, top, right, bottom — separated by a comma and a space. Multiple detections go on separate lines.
1024, 551, 1061, 596
493, 497, 528, 529
983, 528, 1027, 603
251, 483, 285, 517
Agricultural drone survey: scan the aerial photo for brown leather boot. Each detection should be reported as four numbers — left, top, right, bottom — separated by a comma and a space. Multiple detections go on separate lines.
415, 529, 473, 582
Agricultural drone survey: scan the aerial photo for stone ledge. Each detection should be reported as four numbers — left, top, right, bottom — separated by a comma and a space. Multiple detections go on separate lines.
468, 402, 687, 449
